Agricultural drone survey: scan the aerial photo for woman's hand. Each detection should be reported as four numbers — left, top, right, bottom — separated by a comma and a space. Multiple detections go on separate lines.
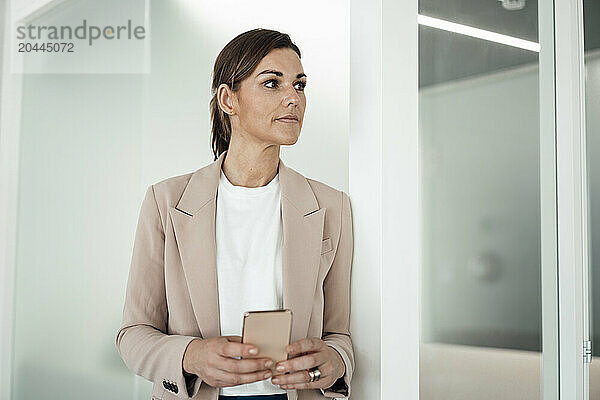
270, 337, 345, 390
183, 335, 274, 388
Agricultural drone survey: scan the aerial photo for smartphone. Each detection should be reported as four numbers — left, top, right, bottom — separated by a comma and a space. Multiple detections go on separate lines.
241, 309, 293, 370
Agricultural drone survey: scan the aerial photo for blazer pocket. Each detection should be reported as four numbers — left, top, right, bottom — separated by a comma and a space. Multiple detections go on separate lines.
321, 237, 333, 255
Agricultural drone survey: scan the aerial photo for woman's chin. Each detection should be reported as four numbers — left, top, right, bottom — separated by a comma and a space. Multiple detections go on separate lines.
277, 131, 300, 145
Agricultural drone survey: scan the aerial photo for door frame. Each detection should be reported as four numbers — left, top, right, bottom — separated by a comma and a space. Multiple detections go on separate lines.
551, 0, 590, 398
539, 0, 560, 398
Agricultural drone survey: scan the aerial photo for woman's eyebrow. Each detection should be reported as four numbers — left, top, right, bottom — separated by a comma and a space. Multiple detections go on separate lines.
256, 69, 307, 79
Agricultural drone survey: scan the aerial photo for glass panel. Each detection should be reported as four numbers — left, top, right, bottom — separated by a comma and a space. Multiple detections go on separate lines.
584, 0, 600, 396
9, 0, 147, 399
418, 0, 542, 398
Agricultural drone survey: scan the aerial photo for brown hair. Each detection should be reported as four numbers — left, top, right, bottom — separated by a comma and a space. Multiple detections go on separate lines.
210, 28, 302, 160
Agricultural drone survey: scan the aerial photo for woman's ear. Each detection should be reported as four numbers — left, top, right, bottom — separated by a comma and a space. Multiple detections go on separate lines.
217, 83, 236, 116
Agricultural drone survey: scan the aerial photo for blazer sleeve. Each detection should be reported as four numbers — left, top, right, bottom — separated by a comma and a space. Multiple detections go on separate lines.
115, 184, 203, 399
320, 191, 355, 398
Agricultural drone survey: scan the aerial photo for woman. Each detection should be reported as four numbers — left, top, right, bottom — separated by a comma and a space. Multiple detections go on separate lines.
116, 28, 355, 400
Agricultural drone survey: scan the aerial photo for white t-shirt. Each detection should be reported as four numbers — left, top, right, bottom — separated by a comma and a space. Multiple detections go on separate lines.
215, 167, 286, 396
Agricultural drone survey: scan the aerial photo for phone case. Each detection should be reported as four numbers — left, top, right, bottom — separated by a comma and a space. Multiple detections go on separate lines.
241, 309, 293, 370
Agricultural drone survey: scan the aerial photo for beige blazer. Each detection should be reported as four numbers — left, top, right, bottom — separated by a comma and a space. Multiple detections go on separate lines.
116, 150, 355, 400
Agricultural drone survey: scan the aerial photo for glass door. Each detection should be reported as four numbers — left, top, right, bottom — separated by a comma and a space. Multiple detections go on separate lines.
417, 0, 597, 396
418, 1, 554, 399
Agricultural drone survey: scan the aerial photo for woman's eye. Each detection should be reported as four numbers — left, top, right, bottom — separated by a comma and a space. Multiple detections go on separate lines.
263, 80, 306, 91
264, 79, 278, 88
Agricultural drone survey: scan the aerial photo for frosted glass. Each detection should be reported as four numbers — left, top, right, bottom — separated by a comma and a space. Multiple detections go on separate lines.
12, 73, 145, 400
419, 1, 542, 398
11, 0, 148, 398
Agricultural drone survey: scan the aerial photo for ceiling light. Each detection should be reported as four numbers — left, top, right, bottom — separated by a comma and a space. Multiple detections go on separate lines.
418, 14, 540, 53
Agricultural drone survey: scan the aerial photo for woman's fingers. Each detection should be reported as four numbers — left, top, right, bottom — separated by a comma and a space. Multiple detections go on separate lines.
192, 336, 278, 388
271, 361, 335, 389
272, 369, 313, 385
273, 351, 328, 375
285, 337, 325, 357
213, 354, 273, 374
218, 338, 259, 358
212, 367, 273, 387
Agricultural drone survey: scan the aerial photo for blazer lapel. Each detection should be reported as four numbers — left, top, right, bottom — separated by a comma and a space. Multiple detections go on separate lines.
169, 150, 326, 343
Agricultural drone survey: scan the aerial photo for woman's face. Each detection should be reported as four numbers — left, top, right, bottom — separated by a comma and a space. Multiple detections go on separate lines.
220, 47, 307, 147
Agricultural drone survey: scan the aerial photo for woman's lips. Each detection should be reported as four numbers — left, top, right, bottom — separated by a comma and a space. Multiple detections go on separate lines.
276, 118, 299, 123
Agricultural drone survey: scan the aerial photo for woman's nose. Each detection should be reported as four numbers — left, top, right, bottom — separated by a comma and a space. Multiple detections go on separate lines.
282, 85, 300, 106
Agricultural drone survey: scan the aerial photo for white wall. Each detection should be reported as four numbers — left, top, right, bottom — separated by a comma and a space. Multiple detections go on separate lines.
348, 0, 382, 398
